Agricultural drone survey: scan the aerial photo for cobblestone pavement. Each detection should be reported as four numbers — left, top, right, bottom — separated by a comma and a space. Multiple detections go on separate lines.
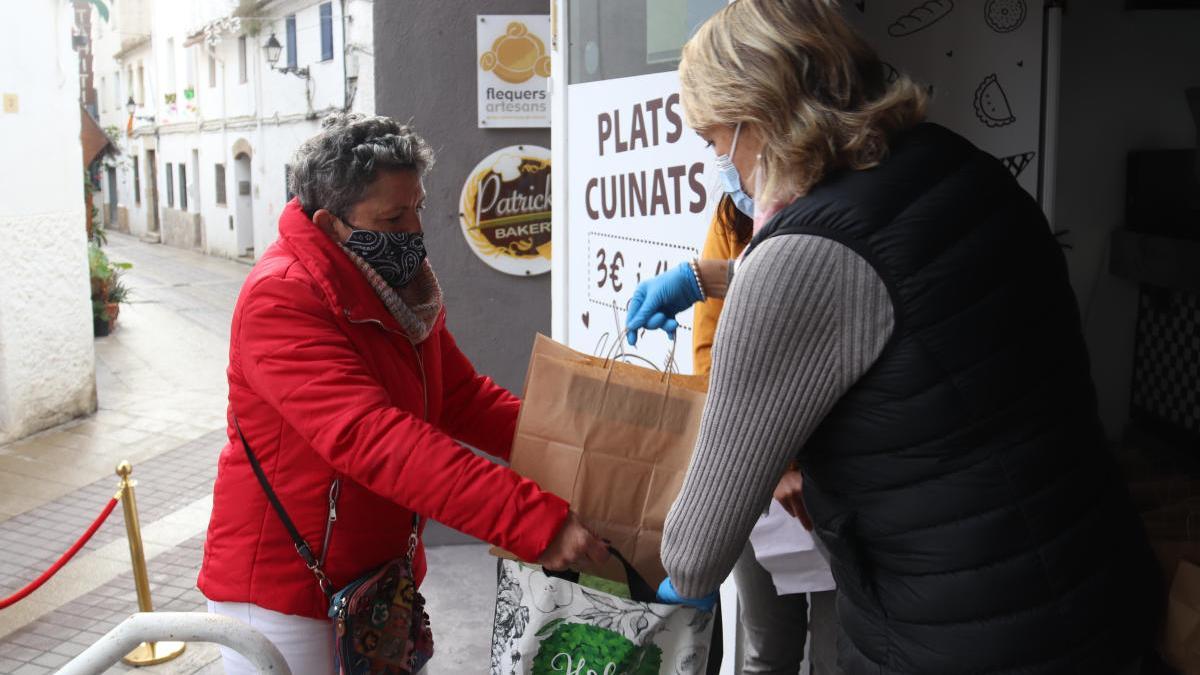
0, 233, 495, 674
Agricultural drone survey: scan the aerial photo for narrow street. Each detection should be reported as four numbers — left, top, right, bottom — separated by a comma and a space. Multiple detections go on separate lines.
0, 233, 494, 673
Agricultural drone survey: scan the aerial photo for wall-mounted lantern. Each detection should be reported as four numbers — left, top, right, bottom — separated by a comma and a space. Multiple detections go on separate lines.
263, 33, 309, 80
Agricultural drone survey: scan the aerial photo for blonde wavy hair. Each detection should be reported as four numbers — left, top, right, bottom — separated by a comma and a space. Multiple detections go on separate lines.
680, 0, 927, 203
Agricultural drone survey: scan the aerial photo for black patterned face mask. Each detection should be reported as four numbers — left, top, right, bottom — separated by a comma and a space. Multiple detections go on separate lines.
341, 225, 427, 288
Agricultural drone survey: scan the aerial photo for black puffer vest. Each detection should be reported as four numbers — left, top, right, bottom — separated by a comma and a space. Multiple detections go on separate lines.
746, 124, 1161, 674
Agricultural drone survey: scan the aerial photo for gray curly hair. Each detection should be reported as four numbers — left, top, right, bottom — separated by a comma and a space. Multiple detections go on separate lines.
289, 112, 435, 218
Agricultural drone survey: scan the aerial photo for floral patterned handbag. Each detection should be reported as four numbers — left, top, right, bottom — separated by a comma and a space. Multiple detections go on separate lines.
327, 524, 434, 674
234, 417, 434, 674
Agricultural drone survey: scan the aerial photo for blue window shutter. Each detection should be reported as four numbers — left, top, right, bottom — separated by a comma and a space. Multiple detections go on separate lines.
320, 4, 333, 61
286, 15, 297, 69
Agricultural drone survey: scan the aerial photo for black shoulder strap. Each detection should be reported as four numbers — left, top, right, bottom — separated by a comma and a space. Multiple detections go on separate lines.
232, 416, 322, 573
543, 545, 658, 604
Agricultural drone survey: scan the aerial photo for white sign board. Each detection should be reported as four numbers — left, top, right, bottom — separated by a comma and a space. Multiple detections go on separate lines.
477, 15, 551, 128
566, 71, 716, 375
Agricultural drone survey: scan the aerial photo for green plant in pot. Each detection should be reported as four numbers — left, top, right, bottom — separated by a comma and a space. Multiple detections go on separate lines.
89, 242, 132, 336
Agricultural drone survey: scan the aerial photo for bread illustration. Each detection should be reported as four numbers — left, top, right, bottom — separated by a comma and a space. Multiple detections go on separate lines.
888, 0, 955, 37
985, 0, 1027, 33
974, 74, 1015, 127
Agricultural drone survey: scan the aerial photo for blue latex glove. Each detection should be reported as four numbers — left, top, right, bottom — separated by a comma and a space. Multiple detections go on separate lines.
625, 263, 703, 345
656, 577, 718, 612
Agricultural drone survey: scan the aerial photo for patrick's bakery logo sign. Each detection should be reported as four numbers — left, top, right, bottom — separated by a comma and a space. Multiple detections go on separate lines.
459, 145, 551, 277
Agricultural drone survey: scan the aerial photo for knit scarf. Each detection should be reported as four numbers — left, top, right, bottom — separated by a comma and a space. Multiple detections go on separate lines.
339, 245, 443, 343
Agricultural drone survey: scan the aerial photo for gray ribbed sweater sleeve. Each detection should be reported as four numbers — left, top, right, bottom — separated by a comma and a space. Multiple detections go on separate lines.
662, 234, 895, 598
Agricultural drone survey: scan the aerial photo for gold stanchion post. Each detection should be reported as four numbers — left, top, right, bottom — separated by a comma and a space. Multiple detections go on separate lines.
116, 460, 186, 666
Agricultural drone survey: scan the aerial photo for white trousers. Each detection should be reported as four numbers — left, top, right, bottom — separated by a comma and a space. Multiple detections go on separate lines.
207, 600, 336, 675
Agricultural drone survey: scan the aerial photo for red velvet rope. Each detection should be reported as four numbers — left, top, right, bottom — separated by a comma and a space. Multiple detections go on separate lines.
0, 496, 120, 609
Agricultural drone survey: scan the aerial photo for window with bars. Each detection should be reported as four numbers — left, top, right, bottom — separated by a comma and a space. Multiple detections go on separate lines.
215, 164, 227, 205
179, 163, 188, 210
133, 157, 141, 205
238, 36, 248, 84
166, 163, 175, 208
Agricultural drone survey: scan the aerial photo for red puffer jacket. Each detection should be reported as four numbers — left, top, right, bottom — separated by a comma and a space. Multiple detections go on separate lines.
198, 199, 568, 619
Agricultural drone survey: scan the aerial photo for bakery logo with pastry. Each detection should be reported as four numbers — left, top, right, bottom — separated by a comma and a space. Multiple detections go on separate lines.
477, 15, 551, 128
459, 145, 552, 277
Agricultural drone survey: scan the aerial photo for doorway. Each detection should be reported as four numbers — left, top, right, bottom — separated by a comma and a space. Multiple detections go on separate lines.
105, 167, 117, 226
145, 149, 161, 235
234, 152, 254, 258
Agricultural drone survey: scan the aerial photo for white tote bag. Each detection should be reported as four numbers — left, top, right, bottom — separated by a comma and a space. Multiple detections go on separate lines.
490, 555, 715, 675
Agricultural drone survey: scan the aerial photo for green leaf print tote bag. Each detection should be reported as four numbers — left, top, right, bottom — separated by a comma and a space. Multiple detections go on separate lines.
490, 548, 714, 675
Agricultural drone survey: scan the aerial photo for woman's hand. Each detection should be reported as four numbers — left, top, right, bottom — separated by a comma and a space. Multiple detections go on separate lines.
625, 263, 704, 345
626, 260, 733, 345
656, 577, 718, 611
773, 469, 813, 531
538, 511, 610, 571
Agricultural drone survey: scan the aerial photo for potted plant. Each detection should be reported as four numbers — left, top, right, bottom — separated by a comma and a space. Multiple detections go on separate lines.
88, 242, 132, 336
103, 271, 130, 330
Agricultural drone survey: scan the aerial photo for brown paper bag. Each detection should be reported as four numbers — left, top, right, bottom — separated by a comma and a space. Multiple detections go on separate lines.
1166, 561, 1200, 673
501, 334, 708, 588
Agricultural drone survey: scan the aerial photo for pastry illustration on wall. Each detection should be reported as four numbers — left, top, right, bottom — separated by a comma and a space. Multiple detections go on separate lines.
998, 151, 1036, 178
974, 74, 1016, 127
888, 0, 954, 37
985, 0, 1027, 33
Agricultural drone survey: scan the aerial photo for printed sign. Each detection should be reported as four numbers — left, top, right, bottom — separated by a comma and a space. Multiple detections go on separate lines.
566, 71, 717, 375
459, 145, 552, 276
477, 15, 551, 128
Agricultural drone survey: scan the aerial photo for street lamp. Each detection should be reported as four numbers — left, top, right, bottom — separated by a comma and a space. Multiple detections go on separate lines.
263, 33, 283, 67
263, 33, 309, 79
126, 96, 154, 122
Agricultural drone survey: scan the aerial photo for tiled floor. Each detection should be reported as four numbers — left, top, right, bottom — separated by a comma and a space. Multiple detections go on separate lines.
0, 234, 500, 674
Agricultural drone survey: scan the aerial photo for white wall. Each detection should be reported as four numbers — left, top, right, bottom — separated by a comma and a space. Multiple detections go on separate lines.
346, 0, 374, 114
1054, 0, 1200, 441
0, 2, 98, 442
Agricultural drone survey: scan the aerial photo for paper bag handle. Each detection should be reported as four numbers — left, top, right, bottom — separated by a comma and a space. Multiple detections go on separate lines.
544, 545, 658, 604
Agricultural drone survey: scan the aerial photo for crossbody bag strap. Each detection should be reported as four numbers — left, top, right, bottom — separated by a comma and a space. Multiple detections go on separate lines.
232, 415, 333, 598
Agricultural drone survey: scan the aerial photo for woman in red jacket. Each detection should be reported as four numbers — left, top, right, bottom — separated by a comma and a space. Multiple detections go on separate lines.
198, 113, 607, 675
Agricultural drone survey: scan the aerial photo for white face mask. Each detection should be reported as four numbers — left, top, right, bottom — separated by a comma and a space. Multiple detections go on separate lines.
714, 122, 755, 218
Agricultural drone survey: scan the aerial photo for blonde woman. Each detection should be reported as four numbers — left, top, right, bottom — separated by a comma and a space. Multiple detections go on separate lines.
626, 1, 1161, 673
692, 197, 839, 675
